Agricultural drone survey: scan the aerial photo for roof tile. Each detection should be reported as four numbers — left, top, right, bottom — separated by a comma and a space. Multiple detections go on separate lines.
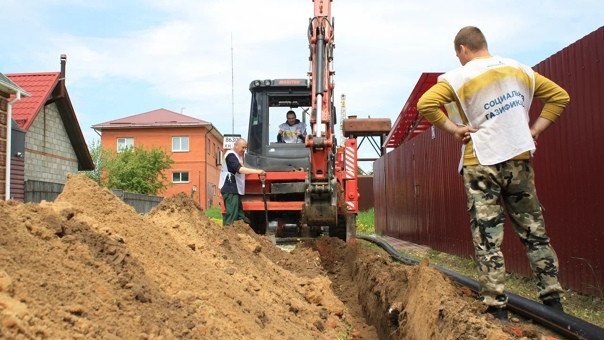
6, 72, 60, 130
93, 108, 210, 129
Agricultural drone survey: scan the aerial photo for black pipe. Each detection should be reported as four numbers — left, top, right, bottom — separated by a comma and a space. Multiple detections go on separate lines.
356, 234, 604, 340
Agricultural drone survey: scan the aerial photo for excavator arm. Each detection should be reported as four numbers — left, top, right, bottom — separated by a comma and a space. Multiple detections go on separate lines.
306, 0, 335, 181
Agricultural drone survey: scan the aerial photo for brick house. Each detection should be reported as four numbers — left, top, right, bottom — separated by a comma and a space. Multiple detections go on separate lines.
6, 55, 94, 200
0, 72, 30, 200
92, 109, 223, 209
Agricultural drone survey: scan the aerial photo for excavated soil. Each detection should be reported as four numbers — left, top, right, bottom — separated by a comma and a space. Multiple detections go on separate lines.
0, 175, 556, 339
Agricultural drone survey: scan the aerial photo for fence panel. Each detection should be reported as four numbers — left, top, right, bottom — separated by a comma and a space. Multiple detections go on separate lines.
25, 180, 163, 214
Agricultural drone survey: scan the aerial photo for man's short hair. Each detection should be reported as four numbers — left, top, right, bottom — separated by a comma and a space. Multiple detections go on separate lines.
286, 110, 296, 118
234, 138, 246, 147
454, 26, 488, 52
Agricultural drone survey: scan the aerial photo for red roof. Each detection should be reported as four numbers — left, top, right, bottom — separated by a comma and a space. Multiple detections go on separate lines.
384, 72, 443, 149
6, 72, 61, 130
93, 108, 210, 130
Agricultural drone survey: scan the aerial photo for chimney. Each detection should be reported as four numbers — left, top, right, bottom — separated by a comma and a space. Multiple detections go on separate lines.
60, 54, 67, 79
60, 54, 67, 96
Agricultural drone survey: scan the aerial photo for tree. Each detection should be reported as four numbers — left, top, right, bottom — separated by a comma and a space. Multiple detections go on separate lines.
103, 147, 174, 195
82, 142, 174, 195
82, 140, 109, 185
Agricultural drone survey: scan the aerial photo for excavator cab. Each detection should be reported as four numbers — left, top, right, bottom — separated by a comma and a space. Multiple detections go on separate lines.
245, 79, 312, 171
241, 78, 357, 241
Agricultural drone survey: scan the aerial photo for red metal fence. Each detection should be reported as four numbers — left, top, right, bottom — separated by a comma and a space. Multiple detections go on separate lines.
358, 175, 374, 211
374, 26, 604, 296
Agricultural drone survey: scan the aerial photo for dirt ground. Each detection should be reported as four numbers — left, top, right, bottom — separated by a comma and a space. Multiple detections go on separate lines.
0, 175, 558, 339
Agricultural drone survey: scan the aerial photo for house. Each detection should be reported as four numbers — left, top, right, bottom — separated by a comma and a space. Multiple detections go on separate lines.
6, 55, 94, 201
0, 72, 30, 200
92, 108, 223, 209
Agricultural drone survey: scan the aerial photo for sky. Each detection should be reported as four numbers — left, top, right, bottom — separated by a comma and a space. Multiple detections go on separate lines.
2, 0, 603, 169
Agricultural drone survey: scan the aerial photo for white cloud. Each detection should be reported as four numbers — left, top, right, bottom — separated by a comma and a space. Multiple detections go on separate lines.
3, 0, 603, 145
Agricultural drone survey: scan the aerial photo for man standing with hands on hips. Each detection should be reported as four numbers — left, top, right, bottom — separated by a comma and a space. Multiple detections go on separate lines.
418, 26, 570, 320
219, 138, 265, 226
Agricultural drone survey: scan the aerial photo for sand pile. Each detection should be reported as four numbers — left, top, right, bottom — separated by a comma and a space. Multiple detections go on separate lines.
1, 174, 549, 339
0, 175, 351, 339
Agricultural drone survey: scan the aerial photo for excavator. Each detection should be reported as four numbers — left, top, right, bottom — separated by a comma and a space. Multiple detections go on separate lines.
237, 0, 388, 241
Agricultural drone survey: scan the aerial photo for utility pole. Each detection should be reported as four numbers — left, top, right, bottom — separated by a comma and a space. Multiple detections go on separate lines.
231, 33, 235, 134
340, 94, 346, 142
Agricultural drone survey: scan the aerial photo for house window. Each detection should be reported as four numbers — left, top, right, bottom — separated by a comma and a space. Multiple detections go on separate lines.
172, 136, 189, 152
172, 172, 189, 183
117, 137, 134, 152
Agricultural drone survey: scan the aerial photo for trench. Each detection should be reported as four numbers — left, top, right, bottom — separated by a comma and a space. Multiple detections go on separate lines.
302, 237, 576, 340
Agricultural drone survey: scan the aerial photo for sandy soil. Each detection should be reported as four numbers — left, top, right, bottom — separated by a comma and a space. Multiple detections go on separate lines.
0, 175, 556, 339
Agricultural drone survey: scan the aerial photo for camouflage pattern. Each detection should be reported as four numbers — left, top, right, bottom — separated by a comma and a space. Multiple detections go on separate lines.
462, 160, 563, 307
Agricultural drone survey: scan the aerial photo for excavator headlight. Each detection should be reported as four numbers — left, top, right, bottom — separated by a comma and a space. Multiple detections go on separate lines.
253, 80, 262, 87
263, 79, 272, 86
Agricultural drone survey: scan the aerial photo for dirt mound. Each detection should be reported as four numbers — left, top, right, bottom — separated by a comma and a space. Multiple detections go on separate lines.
0, 175, 351, 338
2, 174, 536, 339
150, 192, 203, 214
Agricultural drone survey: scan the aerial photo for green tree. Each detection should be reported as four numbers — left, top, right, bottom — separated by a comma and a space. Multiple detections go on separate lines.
103, 146, 174, 195
82, 140, 109, 184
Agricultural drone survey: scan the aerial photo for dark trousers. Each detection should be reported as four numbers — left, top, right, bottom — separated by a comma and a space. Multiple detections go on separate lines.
222, 193, 245, 226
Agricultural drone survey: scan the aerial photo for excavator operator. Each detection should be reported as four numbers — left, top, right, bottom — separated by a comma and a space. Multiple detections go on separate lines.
277, 110, 306, 143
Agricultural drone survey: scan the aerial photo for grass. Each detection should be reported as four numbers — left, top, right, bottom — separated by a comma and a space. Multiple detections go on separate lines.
356, 209, 375, 234
356, 209, 603, 327
205, 206, 223, 225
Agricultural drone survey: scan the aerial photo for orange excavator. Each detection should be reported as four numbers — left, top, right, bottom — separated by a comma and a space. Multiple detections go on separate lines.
237, 0, 357, 241
234, 0, 389, 241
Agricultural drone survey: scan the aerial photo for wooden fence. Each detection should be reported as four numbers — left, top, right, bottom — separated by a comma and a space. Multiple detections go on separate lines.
24, 180, 163, 214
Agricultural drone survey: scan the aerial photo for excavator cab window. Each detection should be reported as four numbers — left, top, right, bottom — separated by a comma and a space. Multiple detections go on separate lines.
248, 92, 264, 155
269, 106, 309, 144
246, 81, 312, 170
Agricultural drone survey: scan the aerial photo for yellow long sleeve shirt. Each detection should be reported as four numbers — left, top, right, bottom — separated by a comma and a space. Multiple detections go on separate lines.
417, 72, 570, 165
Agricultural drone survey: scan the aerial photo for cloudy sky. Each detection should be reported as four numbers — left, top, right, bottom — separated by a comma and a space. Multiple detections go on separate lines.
2, 0, 603, 166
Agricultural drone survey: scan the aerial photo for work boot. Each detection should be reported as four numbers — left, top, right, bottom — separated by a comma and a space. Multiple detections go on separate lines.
543, 298, 564, 312
485, 306, 508, 321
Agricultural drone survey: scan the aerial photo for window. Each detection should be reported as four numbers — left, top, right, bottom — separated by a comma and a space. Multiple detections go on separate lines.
172, 172, 189, 183
172, 136, 189, 152
117, 137, 134, 152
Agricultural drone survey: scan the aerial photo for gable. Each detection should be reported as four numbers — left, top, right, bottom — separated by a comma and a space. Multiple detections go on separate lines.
7, 72, 94, 171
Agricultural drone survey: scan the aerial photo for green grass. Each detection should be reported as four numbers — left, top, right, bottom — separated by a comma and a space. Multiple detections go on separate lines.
356, 209, 375, 234
205, 206, 223, 219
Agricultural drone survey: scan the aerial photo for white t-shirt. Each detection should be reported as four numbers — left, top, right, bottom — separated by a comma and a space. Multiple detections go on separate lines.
278, 120, 306, 143
440, 56, 536, 165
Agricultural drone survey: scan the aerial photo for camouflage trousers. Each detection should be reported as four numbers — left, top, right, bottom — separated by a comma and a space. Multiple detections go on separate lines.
462, 160, 563, 307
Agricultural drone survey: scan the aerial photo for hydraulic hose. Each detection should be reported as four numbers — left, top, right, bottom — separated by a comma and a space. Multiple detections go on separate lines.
260, 176, 269, 232
356, 234, 604, 340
